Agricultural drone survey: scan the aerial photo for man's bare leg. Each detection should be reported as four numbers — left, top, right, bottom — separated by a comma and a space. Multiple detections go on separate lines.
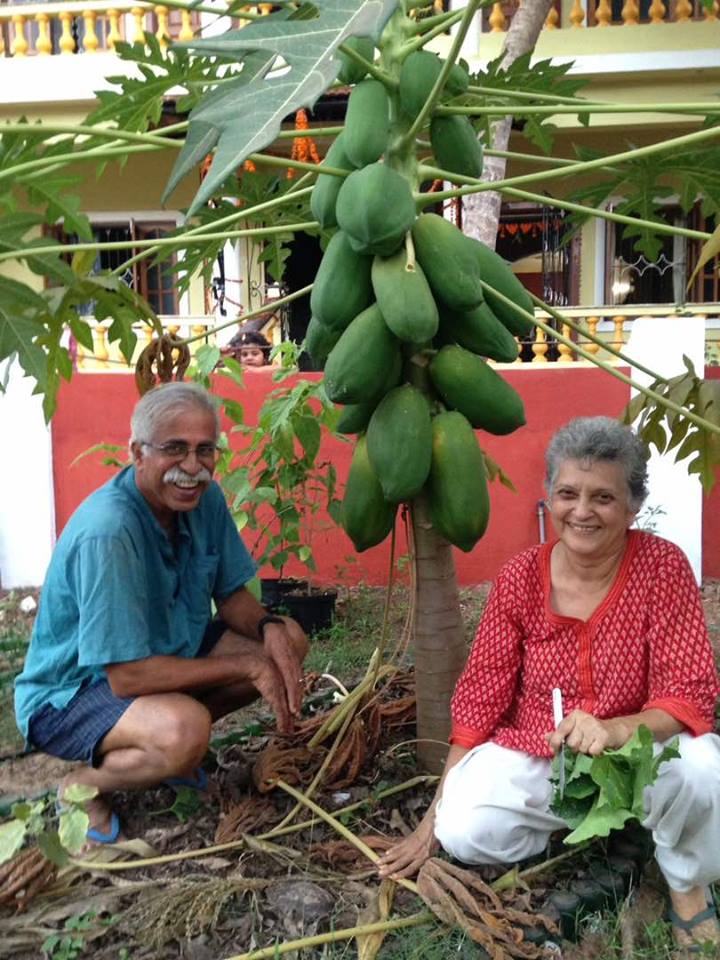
59, 692, 212, 839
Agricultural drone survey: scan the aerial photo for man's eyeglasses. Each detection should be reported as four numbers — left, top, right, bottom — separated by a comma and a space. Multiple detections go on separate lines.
142, 441, 219, 461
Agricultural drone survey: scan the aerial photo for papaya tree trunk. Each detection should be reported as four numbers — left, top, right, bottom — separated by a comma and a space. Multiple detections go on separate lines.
464, 0, 554, 249
411, 494, 468, 772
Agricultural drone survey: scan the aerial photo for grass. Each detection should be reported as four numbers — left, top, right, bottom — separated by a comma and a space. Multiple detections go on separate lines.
0, 592, 33, 757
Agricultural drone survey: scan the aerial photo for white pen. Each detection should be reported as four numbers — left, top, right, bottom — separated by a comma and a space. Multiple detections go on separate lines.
552, 687, 566, 797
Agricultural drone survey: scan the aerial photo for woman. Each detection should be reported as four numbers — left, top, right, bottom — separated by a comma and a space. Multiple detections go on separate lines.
378, 416, 720, 954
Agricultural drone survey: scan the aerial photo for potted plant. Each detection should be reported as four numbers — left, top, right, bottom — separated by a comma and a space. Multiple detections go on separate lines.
206, 343, 342, 635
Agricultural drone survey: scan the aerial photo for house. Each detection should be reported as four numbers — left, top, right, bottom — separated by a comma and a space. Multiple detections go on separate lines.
1, 0, 719, 589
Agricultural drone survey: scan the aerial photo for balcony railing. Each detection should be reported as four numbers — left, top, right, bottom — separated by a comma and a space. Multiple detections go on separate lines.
0, 0, 716, 58
494, 0, 717, 31
72, 304, 720, 373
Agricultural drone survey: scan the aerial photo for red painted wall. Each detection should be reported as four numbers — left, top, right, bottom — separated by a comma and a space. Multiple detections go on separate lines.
51, 366, 713, 585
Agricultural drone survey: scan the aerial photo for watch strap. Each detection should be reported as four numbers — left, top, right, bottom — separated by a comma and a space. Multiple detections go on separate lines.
257, 614, 284, 640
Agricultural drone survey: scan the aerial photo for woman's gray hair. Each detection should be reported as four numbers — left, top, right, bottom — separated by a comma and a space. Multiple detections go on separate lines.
545, 416, 649, 511
130, 382, 220, 445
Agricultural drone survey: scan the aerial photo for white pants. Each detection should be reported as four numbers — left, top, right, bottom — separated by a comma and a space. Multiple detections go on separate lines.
434, 734, 720, 893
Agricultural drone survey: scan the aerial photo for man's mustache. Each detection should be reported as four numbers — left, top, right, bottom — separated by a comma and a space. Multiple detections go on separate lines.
163, 465, 213, 484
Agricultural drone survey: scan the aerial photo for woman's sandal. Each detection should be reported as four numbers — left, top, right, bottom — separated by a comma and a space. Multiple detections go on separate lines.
668, 903, 720, 957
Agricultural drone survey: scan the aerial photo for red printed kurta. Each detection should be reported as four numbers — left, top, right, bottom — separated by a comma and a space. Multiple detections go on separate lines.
451, 531, 720, 757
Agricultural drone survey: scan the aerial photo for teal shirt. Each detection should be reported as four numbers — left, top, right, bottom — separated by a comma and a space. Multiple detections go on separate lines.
15, 466, 256, 739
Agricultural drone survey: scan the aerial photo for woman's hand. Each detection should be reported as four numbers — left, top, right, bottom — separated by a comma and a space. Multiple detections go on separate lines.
377, 811, 439, 879
546, 709, 631, 756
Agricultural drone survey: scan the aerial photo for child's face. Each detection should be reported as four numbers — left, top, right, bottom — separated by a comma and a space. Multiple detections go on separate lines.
239, 346, 266, 367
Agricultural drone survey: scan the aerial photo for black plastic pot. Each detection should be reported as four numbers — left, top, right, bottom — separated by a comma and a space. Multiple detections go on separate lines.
261, 579, 337, 635
260, 577, 309, 608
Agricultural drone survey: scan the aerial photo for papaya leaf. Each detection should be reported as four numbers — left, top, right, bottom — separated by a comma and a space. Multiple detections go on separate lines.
58, 807, 90, 855
37, 830, 69, 868
564, 794, 634, 845
173, 0, 396, 214
0, 820, 27, 864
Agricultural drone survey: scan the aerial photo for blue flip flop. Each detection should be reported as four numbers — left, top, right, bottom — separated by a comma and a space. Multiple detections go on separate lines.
86, 811, 121, 844
162, 768, 209, 791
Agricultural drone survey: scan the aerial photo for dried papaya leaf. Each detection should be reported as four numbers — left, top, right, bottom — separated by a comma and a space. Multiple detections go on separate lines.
434, 859, 504, 912
356, 877, 396, 960
252, 742, 318, 793
215, 795, 279, 843
378, 695, 416, 727
324, 716, 367, 789
0, 846, 55, 912
309, 835, 393, 870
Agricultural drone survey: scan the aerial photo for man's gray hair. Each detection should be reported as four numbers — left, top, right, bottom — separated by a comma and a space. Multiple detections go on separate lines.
130, 382, 220, 445
545, 416, 649, 511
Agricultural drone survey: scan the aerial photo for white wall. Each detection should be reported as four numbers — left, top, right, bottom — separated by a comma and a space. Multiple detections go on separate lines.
0, 361, 55, 588
625, 316, 705, 582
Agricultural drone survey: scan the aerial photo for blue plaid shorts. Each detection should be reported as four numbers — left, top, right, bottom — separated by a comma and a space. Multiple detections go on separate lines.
27, 619, 228, 767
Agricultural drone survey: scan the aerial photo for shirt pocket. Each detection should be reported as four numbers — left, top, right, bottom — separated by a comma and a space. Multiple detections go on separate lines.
184, 554, 221, 623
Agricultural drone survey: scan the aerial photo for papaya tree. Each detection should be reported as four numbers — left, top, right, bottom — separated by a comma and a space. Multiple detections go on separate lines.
2, 0, 720, 774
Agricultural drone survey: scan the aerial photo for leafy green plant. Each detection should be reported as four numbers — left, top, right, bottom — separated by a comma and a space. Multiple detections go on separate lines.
550, 725, 679, 845
0, 783, 98, 866
151, 785, 203, 824
42, 910, 114, 960
193, 341, 342, 580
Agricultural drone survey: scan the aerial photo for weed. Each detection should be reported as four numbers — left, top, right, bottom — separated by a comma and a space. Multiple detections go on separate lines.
42, 911, 98, 960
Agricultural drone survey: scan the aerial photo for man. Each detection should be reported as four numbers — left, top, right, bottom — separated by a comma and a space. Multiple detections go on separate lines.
15, 382, 307, 843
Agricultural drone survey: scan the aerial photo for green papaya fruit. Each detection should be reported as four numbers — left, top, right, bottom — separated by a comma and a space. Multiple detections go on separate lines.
336, 164, 416, 257
426, 411, 490, 552
430, 115, 483, 179
429, 344, 526, 435
310, 134, 355, 230
438, 301, 519, 363
366, 385, 432, 502
336, 401, 376, 435
399, 50, 469, 120
468, 238, 535, 336
344, 80, 390, 168
412, 213, 482, 311
342, 435, 397, 552
309, 231, 373, 332
304, 316, 341, 368
324, 304, 401, 404
371, 247, 439, 343
337, 36, 375, 85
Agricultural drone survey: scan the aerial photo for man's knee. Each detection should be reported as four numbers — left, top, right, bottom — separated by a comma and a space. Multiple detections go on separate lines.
151, 697, 212, 767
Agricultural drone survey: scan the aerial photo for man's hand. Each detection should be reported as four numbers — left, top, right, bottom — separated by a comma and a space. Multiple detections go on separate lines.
261, 618, 306, 717
377, 812, 439, 879
546, 709, 631, 757
243, 648, 294, 734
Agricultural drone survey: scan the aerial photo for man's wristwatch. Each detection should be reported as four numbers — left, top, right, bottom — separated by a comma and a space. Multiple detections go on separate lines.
257, 614, 284, 641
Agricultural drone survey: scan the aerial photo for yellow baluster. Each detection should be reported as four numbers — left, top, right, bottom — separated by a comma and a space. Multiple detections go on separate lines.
83, 10, 99, 52
595, 0, 612, 25
36, 13, 52, 54
545, 3, 560, 28
59, 10, 75, 53
0, 26, 4, 55
259, 2, 273, 12
621, 0, 640, 24
155, 5, 169, 47
674, 0, 692, 20
179, 9, 193, 40
190, 323, 207, 357
532, 327, 549, 363
648, 0, 666, 21
612, 315, 626, 357
705, 0, 718, 19
570, 0, 585, 26
107, 9, 122, 49
514, 337, 524, 364
131, 7, 145, 43
584, 317, 600, 357
93, 325, 110, 368
11, 15, 29, 56
489, 2, 507, 31
557, 325, 574, 363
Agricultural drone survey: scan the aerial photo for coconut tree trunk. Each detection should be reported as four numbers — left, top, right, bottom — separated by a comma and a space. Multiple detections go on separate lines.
411, 495, 468, 772
464, 0, 555, 249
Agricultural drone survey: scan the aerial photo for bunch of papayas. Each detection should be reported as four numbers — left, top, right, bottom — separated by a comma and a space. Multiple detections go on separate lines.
305, 33, 535, 555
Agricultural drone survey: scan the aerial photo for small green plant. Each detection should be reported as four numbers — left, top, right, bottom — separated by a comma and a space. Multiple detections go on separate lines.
0, 783, 97, 866
634, 503, 667, 534
194, 340, 342, 581
42, 911, 98, 960
150, 785, 203, 824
